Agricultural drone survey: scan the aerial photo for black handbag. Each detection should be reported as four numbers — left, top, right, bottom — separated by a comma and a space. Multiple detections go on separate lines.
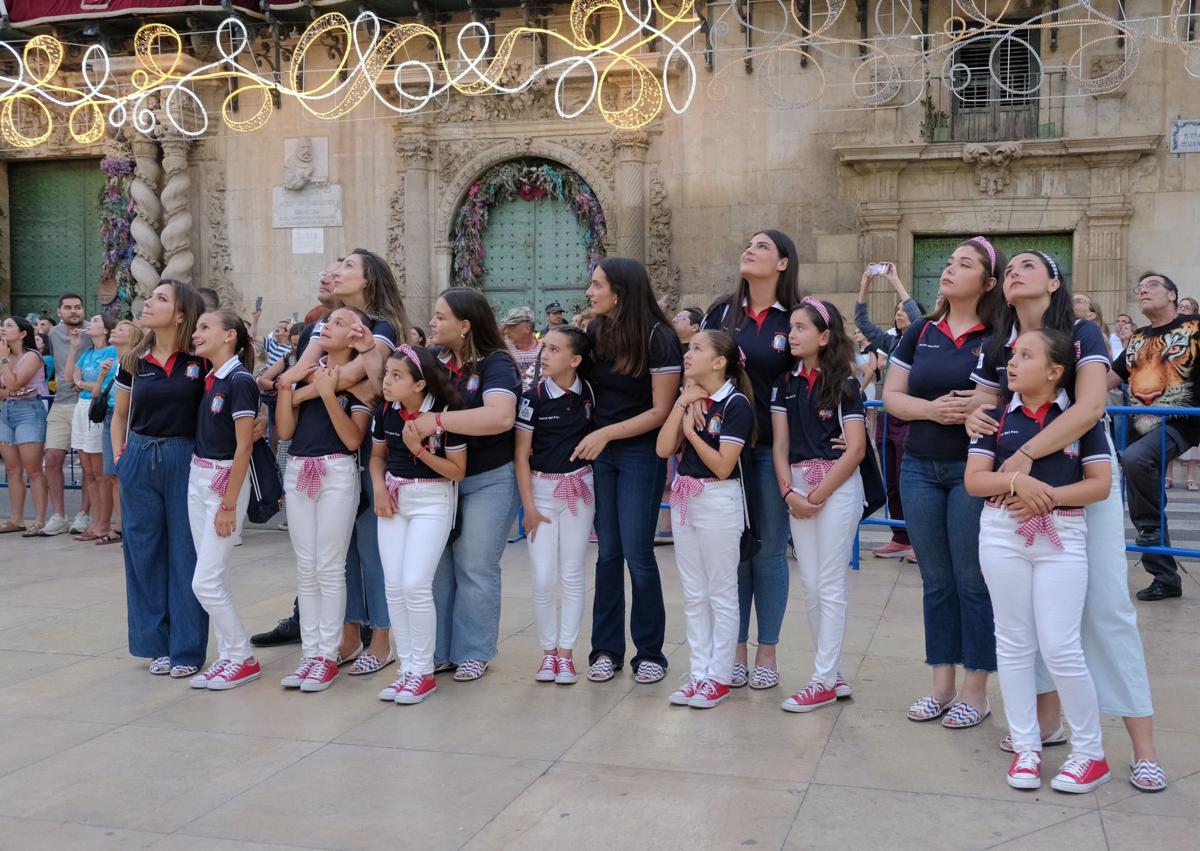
87, 392, 108, 424
840, 401, 888, 521
246, 438, 284, 524
736, 457, 761, 561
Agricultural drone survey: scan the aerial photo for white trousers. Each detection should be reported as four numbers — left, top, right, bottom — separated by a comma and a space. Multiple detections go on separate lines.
789, 467, 864, 688
187, 460, 252, 663
527, 470, 595, 651
284, 455, 359, 660
980, 506, 1104, 759
670, 478, 744, 684
377, 480, 456, 675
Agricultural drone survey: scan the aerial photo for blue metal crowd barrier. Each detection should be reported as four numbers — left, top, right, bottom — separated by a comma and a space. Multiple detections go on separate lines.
0, 448, 82, 490
852, 400, 1200, 568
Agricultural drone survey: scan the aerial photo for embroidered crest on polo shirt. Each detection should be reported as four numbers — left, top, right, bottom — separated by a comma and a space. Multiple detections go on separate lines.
338, 397, 349, 409
467, 374, 481, 392
210, 394, 225, 414
1065, 440, 1079, 458
772, 333, 788, 352
707, 414, 723, 436
818, 409, 833, 420
185, 363, 201, 380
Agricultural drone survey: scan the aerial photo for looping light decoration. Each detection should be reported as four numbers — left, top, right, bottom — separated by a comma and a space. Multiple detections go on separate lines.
0, 1, 701, 147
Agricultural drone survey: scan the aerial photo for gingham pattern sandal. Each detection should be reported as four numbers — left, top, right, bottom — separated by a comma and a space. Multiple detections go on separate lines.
1129, 759, 1167, 792
942, 700, 990, 729
730, 663, 748, 688
749, 666, 780, 690
907, 694, 953, 721
588, 656, 616, 682
453, 659, 488, 681
148, 656, 172, 675
1000, 724, 1067, 753
634, 661, 666, 684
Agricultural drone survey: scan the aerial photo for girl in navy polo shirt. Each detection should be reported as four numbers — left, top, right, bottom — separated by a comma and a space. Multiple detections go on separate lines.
966, 329, 1112, 793
702, 229, 801, 690
581, 258, 683, 686
274, 307, 374, 693
412, 288, 521, 682
656, 330, 753, 709
187, 311, 261, 691
515, 327, 596, 686
111, 280, 209, 678
771, 298, 866, 713
882, 237, 1005, 728
372, 345, 466, 705
966, 251, 1164, 791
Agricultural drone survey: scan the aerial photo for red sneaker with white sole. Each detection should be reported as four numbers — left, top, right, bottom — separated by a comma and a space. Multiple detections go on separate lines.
1007, 751, 1042, 790
394, 672, 437, 704
535, 654, 558, 682
689, 678, 730, 709
871, 541, 914, 559
782, 680, 838, 713
281, 657, 315, 688
190, 660, 230, 689
669, 675, 699, 706
1051, 755, 1111, 793
555, 657, 577, 685
834, 673, 853, 698
299, 657, 339, 692
208, 658, 261, 690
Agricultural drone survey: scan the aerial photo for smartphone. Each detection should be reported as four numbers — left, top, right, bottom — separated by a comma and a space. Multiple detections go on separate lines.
867, 262, 891, 277
255, 296, 264, 311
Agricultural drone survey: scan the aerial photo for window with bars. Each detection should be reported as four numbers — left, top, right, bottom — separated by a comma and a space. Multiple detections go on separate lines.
950, 26, 1043, 142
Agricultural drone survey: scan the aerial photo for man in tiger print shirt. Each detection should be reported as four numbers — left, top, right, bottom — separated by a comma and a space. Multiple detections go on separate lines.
1111, 272, 1200, 601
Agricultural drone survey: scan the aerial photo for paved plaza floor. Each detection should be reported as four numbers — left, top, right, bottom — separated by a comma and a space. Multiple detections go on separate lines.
0, 496, 1197, 850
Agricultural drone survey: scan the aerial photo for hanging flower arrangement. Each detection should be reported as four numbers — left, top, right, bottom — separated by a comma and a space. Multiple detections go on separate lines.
451, 159, 608, 288
98, 155, 135, 318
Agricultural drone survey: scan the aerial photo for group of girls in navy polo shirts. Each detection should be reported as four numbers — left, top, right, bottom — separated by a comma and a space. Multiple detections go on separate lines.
105, 233, 1165, 795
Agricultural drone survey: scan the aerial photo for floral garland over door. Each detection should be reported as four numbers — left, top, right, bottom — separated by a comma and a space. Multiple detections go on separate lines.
450, 159, 608, 289
98, 155, 136, 318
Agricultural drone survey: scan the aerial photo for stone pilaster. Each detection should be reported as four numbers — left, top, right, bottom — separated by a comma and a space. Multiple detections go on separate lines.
613, 132, 651, 263
1084, 156, 1136, 321
852, 163, 904, 325
394, 132, 434, 321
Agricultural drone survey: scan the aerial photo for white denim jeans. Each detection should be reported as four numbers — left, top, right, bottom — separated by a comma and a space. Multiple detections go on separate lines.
284, 455, 359, 660
981, 505, 1103, 760
187, 459, 252, 663
378, 479, 456, 676
789, 467, 864, 688
670, 478, 744, 684
527, 469, 595, 651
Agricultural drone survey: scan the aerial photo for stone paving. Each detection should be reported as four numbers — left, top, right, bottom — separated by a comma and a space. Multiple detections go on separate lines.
0, 492, 1197, 850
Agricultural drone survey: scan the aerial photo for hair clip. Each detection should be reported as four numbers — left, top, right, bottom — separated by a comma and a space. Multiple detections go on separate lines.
737, 346, 747, 368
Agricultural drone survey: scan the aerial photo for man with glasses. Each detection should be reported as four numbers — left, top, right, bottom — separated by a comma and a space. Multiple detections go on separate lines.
1110, 272, 1200, 601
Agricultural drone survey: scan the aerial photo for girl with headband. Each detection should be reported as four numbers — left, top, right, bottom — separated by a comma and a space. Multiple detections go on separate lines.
656, 330, 754, 709
966, 250, 1165, 791
274, 307, 375, 693
772, 298, 866, 713
882, 236, 1006, 729
372, 345, 466, 705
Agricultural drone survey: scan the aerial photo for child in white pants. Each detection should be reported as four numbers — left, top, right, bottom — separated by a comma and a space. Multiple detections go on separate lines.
771, 298, 866, 713
965, 328, 1112, 794
656, 330, 753, 710
372, 345, 466, 705
274, 307, 375, 694
515, 327, 596, 685
187, 311, 262, 690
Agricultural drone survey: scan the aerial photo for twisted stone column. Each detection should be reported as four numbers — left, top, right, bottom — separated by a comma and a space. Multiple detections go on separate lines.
129, 136, 163, 300
159, 134, 195, 284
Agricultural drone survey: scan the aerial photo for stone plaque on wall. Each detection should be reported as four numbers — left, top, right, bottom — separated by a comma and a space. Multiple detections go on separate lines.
1169, 119, 1200, 154
272, 185, 343, 228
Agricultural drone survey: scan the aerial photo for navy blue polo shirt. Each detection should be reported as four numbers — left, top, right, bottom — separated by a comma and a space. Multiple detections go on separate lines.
115, 351, 209, 439
770, 369, 865, 463
890, 317, 990, 460
300, 315, 397, 357
515, 376, 596, 473
439, 349, 521, 477
195, 357, 260, 461
587, 321, 682, 446
972, 320, 1110, 400
702, 300, 793, 446
676, 381, 753, 480
372, 394, 465, 479
288, 373, 371, 458
968, 391, 1110, 506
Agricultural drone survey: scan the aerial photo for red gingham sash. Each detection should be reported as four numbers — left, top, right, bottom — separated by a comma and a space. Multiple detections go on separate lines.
1014, 508, 1084, 550
292, 454, 350, 499
669, 475, 716, 525
192, 456, 231, 498
793, 459, 836, 488
533, 467, 593, 516
384, 471, 448, 509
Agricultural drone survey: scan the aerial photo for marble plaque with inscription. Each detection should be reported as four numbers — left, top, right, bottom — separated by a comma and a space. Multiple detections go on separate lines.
272, 185, 343, 228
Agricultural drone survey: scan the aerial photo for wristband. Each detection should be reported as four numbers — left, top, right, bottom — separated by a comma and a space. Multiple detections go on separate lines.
1018, 446, 1035, 461
414, 447, 429, 460
1009, 472, 1020, 497
219, 503, 236, 512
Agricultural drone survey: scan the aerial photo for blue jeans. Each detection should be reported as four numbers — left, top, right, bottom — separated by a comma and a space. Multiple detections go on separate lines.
345, 467, 389, 629
590, 439, 668, 670
737, 444, 791, 645
101, 409, 116, 477
117, 431, 208, 667
432, 462, 519, 664
900, 455, 995, 672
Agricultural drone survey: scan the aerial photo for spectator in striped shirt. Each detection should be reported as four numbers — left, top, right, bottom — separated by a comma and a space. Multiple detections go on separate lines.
501, 306, 542, 390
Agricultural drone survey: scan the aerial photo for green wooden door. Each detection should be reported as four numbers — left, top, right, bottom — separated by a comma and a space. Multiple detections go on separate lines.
8, 159, 104, 319
912, 234, 1074, 309
481, 196, 590, 318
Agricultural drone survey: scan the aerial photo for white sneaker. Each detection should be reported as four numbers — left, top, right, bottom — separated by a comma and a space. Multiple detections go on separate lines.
69, 512, 90, 534
39, 514, 69, 536
233, 535, 243, 547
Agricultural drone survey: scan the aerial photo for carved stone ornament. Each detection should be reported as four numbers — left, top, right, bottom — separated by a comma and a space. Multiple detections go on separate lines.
646, 167, 680, 305
962, 141, 1025, 196
387, 176, 407, 292
410, 60, 558, 123
204, 160, 239, 308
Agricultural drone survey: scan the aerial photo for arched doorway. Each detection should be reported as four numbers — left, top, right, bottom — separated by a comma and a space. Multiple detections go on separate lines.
449, 158, 607, 318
